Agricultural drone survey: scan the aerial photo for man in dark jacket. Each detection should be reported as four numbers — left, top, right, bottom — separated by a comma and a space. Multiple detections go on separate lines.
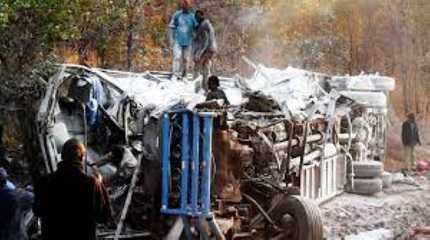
206, 75, 229, 105
33, 138, 111, 240
402, 113, 421, 172
193, 10, 217, 91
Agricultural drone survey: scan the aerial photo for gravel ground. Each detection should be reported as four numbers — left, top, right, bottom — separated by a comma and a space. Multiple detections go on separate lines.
321, 173, 430, 239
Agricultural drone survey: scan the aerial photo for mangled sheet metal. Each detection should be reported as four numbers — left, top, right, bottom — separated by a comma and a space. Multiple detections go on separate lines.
99, 64, 394, 121
35, 63, 396, 239
105, 73, 206, 117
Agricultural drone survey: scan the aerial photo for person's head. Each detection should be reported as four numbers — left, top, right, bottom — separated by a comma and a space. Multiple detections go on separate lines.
61, 138, 86, 166
0, 167, 7, 189
407, 112, 415, 122
195, 10, 205, 23
208, 75, 220, 91
179, 0, 192, 11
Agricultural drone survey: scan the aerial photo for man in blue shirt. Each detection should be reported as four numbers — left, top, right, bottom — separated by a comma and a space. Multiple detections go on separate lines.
169, 0, 197, 80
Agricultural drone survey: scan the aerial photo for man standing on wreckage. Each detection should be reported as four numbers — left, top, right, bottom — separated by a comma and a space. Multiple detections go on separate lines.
193, 10, 217, 91
169, 0, 197, 81
197, 76, 243, 202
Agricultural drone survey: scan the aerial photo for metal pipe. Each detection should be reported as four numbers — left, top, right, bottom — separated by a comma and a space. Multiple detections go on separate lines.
257, 131, 282, 170
180, 113, 190, 211
298, 123, 310, 177
201, 116, 213, 215
191, 114, 200, 215
161, 113, 171, 211
282, 120, 294, 181
346, 113, 353, 152
258, 119, 286, 131
114, 153, 143, 240
290, 150, 322, 168
243, 193, 276, 226
274, 133, 323, 151
338, 133, 356, 142
249, 194, 283, 228
273, 138, 299, 152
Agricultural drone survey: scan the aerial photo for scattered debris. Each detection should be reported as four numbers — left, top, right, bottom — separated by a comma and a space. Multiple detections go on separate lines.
321, 176, 430, 239
345, 228, 394, 240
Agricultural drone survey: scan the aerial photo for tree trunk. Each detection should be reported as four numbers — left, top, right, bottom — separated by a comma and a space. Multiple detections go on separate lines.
127, 23, 134, 71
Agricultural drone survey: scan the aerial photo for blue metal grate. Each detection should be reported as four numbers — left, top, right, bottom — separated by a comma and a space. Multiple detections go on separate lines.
161, 111, 214, 217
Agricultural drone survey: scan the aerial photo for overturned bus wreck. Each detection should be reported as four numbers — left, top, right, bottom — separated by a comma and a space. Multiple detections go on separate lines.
36, 63, 395, 239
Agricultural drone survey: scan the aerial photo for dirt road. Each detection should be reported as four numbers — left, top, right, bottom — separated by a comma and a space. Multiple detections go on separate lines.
321, 173, 430, 239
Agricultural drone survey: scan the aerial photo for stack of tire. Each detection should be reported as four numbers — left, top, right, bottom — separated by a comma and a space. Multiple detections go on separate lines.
352, 160, 385, 195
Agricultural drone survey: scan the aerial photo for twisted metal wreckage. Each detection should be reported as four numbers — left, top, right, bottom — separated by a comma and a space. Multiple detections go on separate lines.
36, 60, 395, 239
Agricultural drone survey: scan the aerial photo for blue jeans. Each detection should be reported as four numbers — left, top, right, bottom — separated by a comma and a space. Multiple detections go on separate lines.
172, 43, 192, 78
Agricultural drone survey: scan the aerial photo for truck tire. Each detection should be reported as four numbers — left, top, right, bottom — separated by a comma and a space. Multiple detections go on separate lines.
269, 195, 323, 240
382, 172, 393, 188
353, 161, 383, 178
353, 178, 383, 195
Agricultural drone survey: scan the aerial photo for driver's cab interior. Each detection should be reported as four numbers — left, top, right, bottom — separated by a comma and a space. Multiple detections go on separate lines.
49, 68, 139, 182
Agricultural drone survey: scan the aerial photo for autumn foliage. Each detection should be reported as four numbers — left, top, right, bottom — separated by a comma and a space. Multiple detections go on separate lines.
1, 0, 430, 117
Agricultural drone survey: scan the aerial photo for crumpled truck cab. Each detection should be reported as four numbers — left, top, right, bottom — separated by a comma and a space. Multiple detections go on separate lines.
37, 64, 144, 179
35, 63, 395, 240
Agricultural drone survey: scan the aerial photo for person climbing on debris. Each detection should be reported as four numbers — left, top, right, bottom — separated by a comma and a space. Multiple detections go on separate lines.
169, 0, 198, 80
401, 113, 421, 172
193, 10, 217, 91
206, 75, 229, 105
33, 138, 112, 240
200, 75, 242, 202
0, 167, 34, 240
